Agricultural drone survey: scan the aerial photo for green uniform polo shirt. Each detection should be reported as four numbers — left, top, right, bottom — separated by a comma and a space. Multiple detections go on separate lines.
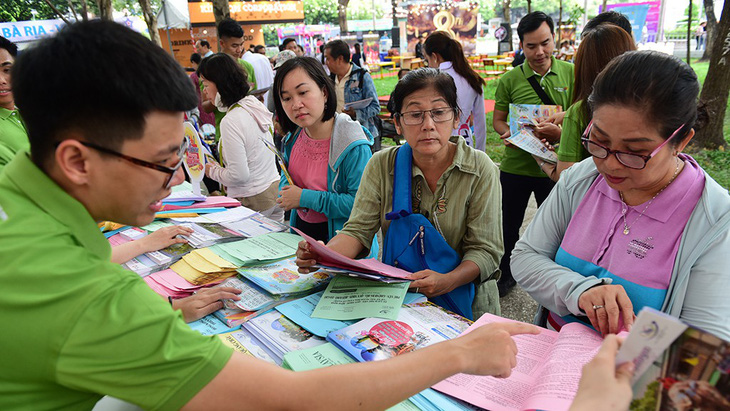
0, 153, 232, 410
494, 57, 574, 177
0, 107, 29, 172
557, 100, 590, 163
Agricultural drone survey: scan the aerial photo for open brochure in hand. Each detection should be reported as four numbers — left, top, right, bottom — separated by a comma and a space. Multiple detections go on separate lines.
617, 307, 730, 410
432, 313, 604, 411
507, 104, 561, 164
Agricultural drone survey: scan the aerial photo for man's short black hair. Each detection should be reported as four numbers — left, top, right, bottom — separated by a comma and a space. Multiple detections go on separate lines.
12, 20, 197, 169
282, 38, 297, 49
0, 36, 18, 57
218, 18, 243, 39
190, 53, 202, 65
582, 11, 633, 37
198, 39, 210, 48
254, 45, 266, 53
517, 11, 554, 42
324, 40, 350, 63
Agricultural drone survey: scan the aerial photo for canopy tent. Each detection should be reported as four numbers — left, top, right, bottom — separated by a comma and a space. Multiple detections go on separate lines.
157, 0, 191, 29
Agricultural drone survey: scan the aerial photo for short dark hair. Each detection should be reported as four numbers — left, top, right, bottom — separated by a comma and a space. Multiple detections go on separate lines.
582, 11, 633, 37
190, 53, 202, 65
12, 20, 197, 169
0, 36, 18, 57
254, 45, 266, 53
272, 57, 337, 135
199, 39, 210, 48
218, 18, 243, 40
197, 54, 250, 107
388, 68, 459, 120
282, 38, 297, 49
517, 11, 554, 42
324, 40, 350, 63
588, 51, 698, 146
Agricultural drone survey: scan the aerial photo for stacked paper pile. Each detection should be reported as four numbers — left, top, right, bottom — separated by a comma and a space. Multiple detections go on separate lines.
171, 248, 239, 285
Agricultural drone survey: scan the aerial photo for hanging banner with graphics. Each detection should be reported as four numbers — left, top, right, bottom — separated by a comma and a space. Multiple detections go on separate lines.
604, 1, 660, 42
406, 1, 479, 54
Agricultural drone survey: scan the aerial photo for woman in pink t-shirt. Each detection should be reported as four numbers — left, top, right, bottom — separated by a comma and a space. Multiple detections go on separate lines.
272, 57, 373, 242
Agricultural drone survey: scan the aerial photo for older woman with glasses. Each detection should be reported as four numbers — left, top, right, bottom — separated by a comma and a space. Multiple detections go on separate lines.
511, 51, 730, 340
295, 68, 503, 319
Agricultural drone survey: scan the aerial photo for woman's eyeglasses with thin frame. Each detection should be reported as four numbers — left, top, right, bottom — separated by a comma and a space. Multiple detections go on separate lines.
397, 108, 456, 126
580, 121, 684, 170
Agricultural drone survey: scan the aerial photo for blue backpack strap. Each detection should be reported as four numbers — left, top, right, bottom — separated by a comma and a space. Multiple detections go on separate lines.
385, 143, 413, 221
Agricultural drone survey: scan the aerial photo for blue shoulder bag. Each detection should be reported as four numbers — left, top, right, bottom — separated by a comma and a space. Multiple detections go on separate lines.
382, 143, 475, 319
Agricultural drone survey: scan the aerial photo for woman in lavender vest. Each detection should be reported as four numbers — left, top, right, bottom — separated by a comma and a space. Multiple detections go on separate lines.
511, 51, 730, 341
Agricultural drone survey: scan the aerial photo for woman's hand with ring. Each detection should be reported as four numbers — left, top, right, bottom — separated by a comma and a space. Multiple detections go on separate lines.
578, 284, 635, 335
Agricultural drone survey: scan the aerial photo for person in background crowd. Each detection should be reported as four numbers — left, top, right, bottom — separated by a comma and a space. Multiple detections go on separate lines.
201, 18, 257, 144
254, 44, 267, 55
297, 68, 503, 319
315, 44, 329, 75
492, 11, 574, 297
199, 54, 283, 222
540, 23, 635, 181
281, 37, 298, 53
415, 37, 424, 59
556, 40, 574, 60
189, 53, 215, 127
512, 51, 730, 341
195, 39, 214, 58
351, 43, 366, 69
582, 10, 633, 37
324, 39, 380, 149
243, 43, 275, 103
0, 36, 27, 173
424, 31, 487, 151
272, 57, 373, 243
296, 44, 305, 57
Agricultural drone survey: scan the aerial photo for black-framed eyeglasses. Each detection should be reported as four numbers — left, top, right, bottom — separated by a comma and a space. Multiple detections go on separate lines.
580, 121, 683, 170
72, 136, 189, 189
397, 108, 456, 126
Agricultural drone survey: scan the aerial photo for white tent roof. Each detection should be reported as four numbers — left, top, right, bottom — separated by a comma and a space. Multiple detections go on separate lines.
157, 0, 190, 29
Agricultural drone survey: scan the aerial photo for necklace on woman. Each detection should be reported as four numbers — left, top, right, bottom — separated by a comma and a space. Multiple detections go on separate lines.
619, 158, 681, 235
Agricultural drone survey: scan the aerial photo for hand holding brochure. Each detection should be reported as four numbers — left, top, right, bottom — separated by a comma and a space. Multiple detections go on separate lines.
344, 98, 373, 110
293, 227, 412, 280
507, 104, 560, 164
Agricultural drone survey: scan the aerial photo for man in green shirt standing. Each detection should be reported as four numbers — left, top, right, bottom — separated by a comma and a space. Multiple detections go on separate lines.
0, 36, 28, 173
0, 20, 538, 410
492, 12, 574, 296
201, 17, 257, 144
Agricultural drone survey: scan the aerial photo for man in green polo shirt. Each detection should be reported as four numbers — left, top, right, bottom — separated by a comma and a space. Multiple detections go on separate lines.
0, 36, 28, 173
0, 20, 538, 410
492, 12, 574, 296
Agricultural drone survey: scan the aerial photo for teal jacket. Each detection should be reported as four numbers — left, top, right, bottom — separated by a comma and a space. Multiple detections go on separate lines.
280, 113, 373, 242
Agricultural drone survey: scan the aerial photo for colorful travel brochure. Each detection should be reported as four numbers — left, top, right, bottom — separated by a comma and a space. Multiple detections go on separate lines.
242, 310, 327, 365
237, 257, 333, 296
327, 302, 472, 363
507, 104, 561, 164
